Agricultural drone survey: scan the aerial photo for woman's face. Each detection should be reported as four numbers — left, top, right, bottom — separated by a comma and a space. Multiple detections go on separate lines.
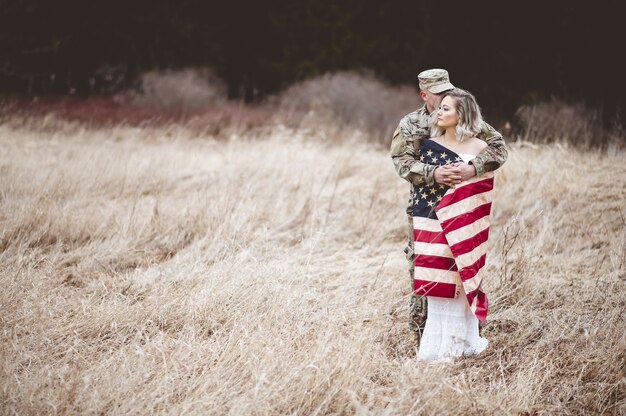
436, 95, 459, 128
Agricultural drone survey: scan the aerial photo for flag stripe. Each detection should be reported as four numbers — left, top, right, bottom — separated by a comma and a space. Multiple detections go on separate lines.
454, 242, 488, 275
413, 241, 453, 258
445, 215, 490, 247
414, 280, 458, 298
440, 202, 492, 233
412, 216, 443, 232
437, 176, 494, 210
468, 290, 488, 322
461, 274, 480, 293
450, 227, 490, 256
459, 253, 487, 282
466, 288, 478, 305
436, 192, 493, 222
414, 266, 460, 284
414, 229, 448, 244
414, 254, 458, 271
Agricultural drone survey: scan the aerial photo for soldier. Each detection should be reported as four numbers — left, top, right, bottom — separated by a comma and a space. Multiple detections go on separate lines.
390, 69, 507, 336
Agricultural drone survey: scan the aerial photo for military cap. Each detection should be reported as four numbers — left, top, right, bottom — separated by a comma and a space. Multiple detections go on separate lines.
418, 69, 455, 94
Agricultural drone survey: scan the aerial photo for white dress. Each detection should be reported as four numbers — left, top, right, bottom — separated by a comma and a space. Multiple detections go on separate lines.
417, 153, 489, 362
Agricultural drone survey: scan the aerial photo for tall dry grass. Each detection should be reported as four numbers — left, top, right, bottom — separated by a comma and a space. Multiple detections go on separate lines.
269, 71, 417, 143
0, 112, 624, 415
513, 98, 625, 151
126, 68, 228, 113
7, 69, 624, 152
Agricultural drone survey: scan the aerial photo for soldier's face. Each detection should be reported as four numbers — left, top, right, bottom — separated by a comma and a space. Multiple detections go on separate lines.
436, 96, 459, 128
419, 90, 442, 113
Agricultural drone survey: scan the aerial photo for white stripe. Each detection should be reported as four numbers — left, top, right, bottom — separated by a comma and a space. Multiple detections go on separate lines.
437, 192, 492, 222
449, 172, 495, 190
470, 302, 478, 314
412, 216, 443, 232
445, 216, 491, 246
413, 241, 453, 258
462, 273, 481, 292
455, 240, 488, 269
414, 266, 461, 284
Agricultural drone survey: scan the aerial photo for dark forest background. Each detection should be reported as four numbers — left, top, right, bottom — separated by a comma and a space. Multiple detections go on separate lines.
0, 0, 624, 123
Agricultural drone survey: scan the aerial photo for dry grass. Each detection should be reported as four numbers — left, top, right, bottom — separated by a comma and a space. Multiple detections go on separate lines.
126, 68, 228, 112
270, 71, 417, 143
513, 98, 625, 151
0, 114, 624, 415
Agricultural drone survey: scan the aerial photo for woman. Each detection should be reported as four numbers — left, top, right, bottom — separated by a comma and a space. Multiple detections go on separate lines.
411, 88, 494, 362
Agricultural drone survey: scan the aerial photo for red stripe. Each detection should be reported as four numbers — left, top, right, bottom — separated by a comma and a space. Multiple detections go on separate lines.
450, 227, 490, 256
466, 289, 489, 323
415, 254, 458, 271
436, 177, 494, 211
459, 253, 487, 282
414, 229, 448, 244
414, 280, 457, 298
440, 202, 491, 233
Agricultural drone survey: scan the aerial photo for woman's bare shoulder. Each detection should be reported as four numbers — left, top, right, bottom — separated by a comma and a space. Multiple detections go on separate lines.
467, 137, 488, 153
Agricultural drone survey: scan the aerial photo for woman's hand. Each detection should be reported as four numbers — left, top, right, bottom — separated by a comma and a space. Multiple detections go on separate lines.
434, 164, 461, 187
434, 163, 476, 187
455, 163, 477, 182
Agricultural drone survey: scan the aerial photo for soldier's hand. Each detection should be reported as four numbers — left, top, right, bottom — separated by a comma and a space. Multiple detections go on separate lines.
434, 164, 462, 187
453, 163, 477, 182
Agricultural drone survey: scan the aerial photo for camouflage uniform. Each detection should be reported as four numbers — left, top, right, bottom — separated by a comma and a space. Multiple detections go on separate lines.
391, 104, 508, 333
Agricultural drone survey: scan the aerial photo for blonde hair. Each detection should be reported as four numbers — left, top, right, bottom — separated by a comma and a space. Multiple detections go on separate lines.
431, 88, 483, 142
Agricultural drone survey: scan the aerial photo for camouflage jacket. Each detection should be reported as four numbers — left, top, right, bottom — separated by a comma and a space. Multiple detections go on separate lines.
390, 104, 508, 213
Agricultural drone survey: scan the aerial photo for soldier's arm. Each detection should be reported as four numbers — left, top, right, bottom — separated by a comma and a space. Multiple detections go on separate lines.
470, 121, 508, 176
390, 120, 437, 187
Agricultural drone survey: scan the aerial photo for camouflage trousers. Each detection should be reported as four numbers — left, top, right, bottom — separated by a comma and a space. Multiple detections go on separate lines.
405, 214, 427, 332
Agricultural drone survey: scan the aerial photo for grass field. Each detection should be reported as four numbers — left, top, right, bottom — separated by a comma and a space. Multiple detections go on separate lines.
0, 112, 624, 415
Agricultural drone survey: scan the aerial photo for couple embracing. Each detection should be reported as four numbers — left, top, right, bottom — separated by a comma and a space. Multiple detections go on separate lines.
390, 69, 508, 362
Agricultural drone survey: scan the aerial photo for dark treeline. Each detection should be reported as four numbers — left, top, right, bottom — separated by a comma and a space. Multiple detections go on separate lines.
0, 0, 623, 123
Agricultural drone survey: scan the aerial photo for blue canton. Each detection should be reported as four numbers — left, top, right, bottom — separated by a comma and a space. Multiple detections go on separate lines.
412, 139, 463, 219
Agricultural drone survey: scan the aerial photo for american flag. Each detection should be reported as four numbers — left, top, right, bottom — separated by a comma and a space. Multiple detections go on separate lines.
412, 139, 493, 322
